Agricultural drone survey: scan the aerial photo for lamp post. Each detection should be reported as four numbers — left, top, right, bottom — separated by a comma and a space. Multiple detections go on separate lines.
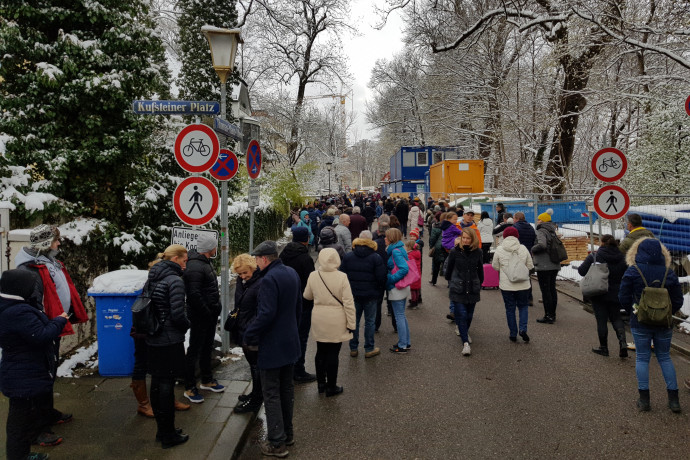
326, 162, 332, 196
202, 25, 242, 354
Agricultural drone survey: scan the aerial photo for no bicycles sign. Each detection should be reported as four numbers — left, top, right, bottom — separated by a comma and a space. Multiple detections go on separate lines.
591, 147, 627, 182
174, 124, 220, 173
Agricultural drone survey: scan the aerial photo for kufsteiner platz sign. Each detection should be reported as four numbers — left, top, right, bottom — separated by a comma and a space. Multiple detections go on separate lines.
132, 100, 220, 115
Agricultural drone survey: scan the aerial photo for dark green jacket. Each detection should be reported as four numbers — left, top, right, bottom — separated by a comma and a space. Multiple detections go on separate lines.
619, 227, 655, 255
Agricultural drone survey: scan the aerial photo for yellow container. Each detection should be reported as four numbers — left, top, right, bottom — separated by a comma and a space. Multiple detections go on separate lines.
429, 160, 484, 200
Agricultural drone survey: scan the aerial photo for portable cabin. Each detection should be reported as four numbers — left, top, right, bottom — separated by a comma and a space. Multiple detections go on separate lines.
428, 160, 485, 200
388, 146, 459, 197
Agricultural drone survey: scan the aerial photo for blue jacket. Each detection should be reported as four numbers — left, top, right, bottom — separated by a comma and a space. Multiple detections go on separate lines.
513, 220, 536, 251
243, 259, 302, 369
386, 241, 409, 290
298, 211, 314, 244
619, 238, 683, 329
0, 295, 67, 398
341, 238, 387, 300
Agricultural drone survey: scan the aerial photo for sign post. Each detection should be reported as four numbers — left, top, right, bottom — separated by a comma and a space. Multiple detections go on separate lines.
591, 147, 628, 239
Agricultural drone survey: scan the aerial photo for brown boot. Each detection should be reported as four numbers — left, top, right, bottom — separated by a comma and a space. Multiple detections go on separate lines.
130, 380, 154, 418
174, 400, 190, 411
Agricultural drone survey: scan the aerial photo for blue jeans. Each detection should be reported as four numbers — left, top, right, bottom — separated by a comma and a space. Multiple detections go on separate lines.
350, 298, 377, 352
451, 301, 476, 344
391, 299, 410, 348
501, 289, 529, 337
631, 327, 677, 391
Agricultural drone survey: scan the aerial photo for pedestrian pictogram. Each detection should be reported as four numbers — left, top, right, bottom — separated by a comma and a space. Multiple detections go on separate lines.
174, 124, 220, 173
209, 149, 239, 181
591, 147, 627, 182
594, 185, 630, 220
173, 177, 219, 226
246, 140, 262, 180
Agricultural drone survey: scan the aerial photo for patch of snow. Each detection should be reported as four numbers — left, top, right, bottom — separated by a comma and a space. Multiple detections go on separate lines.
59, 218, 108, 245
629, 205, 690, 224
24, 192, 59, 211
57, 342, 98, 378
88, 269, 148, 294
36, 62, 63, 81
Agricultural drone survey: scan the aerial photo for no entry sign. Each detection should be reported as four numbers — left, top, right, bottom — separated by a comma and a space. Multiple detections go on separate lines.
173, 177, 219, 226
591, 147, 627, 182
246, 140, 262, 180
594, 185, 630, 220
209, 149, 239, 181
174, 124, 220, 173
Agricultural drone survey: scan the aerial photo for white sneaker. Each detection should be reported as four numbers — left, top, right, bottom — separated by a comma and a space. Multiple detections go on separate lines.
462, 342, 471, 356
455, 325, 460, 336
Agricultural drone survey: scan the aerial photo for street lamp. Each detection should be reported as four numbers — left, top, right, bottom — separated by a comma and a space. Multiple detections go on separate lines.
202, 25, 242, 355
326, 162, 332, 196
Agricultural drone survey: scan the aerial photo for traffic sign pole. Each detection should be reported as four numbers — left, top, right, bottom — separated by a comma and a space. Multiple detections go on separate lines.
220, 81, 230, 355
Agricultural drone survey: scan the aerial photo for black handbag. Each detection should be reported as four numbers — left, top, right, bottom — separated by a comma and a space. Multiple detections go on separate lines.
224, 308, 239, 332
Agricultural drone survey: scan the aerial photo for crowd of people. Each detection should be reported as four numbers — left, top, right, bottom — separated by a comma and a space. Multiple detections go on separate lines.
0, 197, 687, 459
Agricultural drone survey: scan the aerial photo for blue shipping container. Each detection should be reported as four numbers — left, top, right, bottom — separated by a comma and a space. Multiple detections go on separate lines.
90, 291, 140, 377
479, 200, 594, 224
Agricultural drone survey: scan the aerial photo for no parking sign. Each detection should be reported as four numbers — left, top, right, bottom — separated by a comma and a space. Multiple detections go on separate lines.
209, 149, 239, 181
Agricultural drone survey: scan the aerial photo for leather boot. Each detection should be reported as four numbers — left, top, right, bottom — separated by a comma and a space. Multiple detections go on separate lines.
637, 389, 651, 412
668, 389, 681, 413
591, 347, 609, 357
615, 329, 628, 358
131, 380, 154, 418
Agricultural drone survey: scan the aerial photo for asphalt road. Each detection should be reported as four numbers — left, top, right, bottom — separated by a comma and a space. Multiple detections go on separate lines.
238, 247, 690, 459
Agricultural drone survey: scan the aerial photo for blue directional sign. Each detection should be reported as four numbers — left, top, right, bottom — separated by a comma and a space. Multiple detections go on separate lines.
132, 100, 220, 115
213, 118, 243, 141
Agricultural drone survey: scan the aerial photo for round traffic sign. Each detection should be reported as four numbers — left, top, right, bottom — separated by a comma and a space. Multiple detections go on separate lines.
593, 185, 630, 220
174, 124, 220, 173
209, 149, 239, 181
246, 139, 262, 180
591, 147, 627, 182
173, 177, 219, 226
685, 95, 690, 117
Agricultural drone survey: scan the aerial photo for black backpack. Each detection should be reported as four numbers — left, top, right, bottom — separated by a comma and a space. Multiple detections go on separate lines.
131, 280, 163, 336
547, 233, 568, 263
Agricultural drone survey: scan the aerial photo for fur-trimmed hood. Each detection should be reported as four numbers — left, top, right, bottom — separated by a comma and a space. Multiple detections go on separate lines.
352, 238, 377, 251
625, 237, 671, 268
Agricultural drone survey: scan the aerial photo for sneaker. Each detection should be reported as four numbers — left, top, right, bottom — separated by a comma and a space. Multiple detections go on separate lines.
285, 436, 295, 446
536, 316, 554, 324
32, 431, 63, 447
462, 342, 471, 356
293, 372, 317, 383
389, 345, 408, 353
364, 348, 380, 358
233, 398, 263, 414
238, 393, 251, 403
184, 388, 204, 403
260, 440, 289, 458
350, 350, 359, 357
53, 412, 73, 425
26, 453, 50, 460
200, 380, 225, 393
520, 331, 530, 343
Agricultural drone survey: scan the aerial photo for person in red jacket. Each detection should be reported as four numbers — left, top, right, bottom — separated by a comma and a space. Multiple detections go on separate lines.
405, 239, 423, 309
14, 224, 89, 447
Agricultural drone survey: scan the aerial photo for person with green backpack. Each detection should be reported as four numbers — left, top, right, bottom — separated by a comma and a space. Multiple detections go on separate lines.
619, 238, 684, 413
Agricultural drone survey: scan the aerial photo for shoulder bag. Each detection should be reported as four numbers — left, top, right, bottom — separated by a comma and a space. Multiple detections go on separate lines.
318, 272, 344, 306
392, 249, 421, 289
580, 251, 609, 298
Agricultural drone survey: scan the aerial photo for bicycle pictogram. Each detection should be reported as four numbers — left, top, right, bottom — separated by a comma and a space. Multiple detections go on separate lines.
598, 157, 621, 173
182, 138, 211, 157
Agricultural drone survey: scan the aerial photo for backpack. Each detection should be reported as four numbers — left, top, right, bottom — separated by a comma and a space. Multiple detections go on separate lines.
632, 265, 673, 328
505, 250, 530, 283
547, 233, 568, 263
131, 280, 163, 336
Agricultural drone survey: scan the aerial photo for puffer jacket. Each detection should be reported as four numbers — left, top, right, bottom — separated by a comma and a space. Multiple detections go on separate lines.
477, 218, 494, 244
619, 227, 656, 255
531, 222, 562, 271
386, 240, 411, 292
492, 236, 534, 291
441, 220, 462, 251
231, 268, 262, 345
513, 220, 536, 251
577, 244, 627, 304
429, 222, 447, 264
146, 260, 190, 347
0, 295, 67, 398
341, 238, 387, 300
298, 210, 314, 244
408, 206, 422, 231
303, 249, 356, 343
445, 245, 484, 304
183, 250, 221, 321
619, 238, 683, 329
318, 226, 346, 260
372, 229, 389, 266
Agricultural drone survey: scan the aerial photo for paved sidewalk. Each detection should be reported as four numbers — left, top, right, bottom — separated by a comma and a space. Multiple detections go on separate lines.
0, 356, 256, 459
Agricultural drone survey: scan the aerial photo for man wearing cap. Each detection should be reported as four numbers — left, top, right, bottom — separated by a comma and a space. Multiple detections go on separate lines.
182, 233, 224, 404
15, 224, 89, 445
459, 210, 482, 246
531, 211, 561, 324
244, 241, 302, 457
280, 226, 317, 384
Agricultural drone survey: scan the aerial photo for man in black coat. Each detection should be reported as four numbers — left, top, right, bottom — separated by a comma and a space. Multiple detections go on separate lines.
513, 212, 537, 305
372, 217, 391, 332
280, 226, 317, 383
182, 233, 224, 403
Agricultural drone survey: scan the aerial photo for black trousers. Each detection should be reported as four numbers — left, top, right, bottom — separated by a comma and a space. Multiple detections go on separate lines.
149, 343, 185, 439
260, 365, 294, 447
431, 254, 447, 285
184, 314, 217, 389
481, 243, 492, 263
6, 393, 51, 460
132, 336, 148, 381
592, 299, 626, 348
315, 342, 342, 388
537, 270, 559, 318
294, 305, 313, 376
242, 346, 263, 401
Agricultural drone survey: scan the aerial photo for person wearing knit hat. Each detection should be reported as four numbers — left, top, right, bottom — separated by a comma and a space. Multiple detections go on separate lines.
1, 269, 70, 458
291, 226, 310, 243
531, 208, 562, 324
29, 224, 59, 252
537, 212, 551, 223
492, 226, 534, 342
183, 231, 224, 404
409, 228, 420, 241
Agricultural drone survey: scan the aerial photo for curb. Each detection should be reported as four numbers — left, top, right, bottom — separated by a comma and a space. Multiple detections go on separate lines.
207, 387, 257, 460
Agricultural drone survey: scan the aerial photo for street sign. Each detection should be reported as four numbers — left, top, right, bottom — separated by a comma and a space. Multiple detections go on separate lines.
591, 147, 627, 182
246, 140, 262, 179
171, 227, 218, 258
593, 185, 630, 220
209, 149, 239, 181
174, 124, 220, 173
173, 177, 219, 226
686, 95, 690, 117
132, 100, 219, 115
248, 183, 260, 208
213, 118, 243, 141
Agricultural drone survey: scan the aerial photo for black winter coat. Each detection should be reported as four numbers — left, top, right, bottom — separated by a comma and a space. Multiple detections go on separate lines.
232, 269, 262, 345
340, 239, 387, 300
319, 216, 335, 235
372, 231, 389, 266
445, 247, 484, 304
577, 245, 627, 304
280, 242, 315, 310
513, 220, 536, 251
0, 296, 67, 398
362, 206, 376, 225
428, 223, 447, 264
395, 202, 409, 224
146, 260, 190, 347
183, 250, 221, 321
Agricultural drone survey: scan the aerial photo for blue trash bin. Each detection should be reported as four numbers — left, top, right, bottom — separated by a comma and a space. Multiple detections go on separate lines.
89, 290, 141, 377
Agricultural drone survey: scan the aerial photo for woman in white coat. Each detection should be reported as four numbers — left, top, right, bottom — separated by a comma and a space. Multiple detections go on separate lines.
303, 248, 356, 397
477, 211, 494, 263
492, 227, 534, 343
407, 202, 422, 235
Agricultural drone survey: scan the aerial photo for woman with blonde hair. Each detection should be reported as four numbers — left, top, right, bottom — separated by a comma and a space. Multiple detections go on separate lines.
445, 228, 484, 356
229, 254, 264, 413
146, 244, 191, 448
303, 248, 356, 396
